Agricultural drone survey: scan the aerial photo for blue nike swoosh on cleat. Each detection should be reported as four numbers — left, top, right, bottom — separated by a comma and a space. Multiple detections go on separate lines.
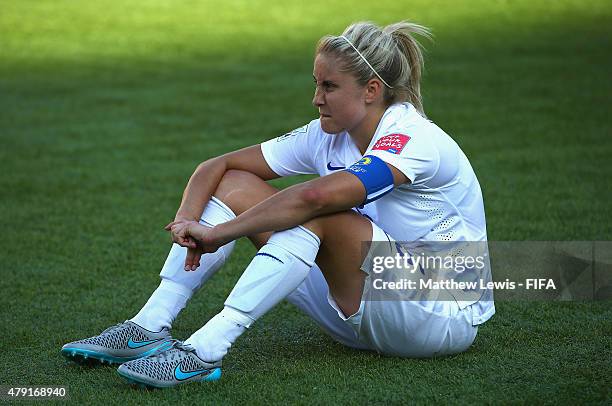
326, 162, 345, 171
127, 337, 165, 349
174, 363, 212, 381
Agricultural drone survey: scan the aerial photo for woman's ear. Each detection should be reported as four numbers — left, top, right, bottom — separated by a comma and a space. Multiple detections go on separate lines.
364, 78, 384, 104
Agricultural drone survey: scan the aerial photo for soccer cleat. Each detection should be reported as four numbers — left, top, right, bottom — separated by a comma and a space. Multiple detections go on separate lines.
61, 321, 174, 365
117, 340, 222, 388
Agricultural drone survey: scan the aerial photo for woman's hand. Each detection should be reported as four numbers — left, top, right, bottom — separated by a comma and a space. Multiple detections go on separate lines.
165, 218, 198, 249
164, 220, 225, 271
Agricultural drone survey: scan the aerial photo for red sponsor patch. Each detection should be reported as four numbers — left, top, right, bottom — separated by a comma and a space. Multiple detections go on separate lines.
372, 134, 411, 154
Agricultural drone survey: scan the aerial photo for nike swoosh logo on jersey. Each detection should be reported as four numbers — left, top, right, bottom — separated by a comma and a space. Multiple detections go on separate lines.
127, 337, 164, 349
174, 363, 212, 381
326, 162, 345, 171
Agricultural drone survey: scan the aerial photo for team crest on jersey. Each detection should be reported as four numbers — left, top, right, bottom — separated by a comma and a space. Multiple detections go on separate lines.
276, 124, 308, 142
372, 134, 411, 154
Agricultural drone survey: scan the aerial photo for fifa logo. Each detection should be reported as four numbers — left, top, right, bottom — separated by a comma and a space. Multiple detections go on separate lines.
525, 279, 556, 289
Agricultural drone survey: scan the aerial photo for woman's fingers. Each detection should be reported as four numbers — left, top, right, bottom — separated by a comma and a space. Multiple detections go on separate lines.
185, 247, 195, 270
164, 219, 187, 231
170, 221, 196, 248
185, 246, 203, 271
165, 220, 214, 254
178, 235, 197, 249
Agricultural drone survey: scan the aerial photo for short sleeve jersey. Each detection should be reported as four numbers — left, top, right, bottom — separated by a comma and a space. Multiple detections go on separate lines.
261, 103, 494, 324
261, 103, 487, 243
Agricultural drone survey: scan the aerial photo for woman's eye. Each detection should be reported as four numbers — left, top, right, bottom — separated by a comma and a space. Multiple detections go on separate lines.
313, 80, 336, 91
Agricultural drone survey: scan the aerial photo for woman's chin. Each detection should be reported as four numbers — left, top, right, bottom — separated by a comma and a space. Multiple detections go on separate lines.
320, 118, 342, 134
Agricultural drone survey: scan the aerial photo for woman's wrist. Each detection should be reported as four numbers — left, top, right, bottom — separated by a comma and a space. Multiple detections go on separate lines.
174, 211, 199, 222
209, 223, 233, 247
184, 220, 202, 240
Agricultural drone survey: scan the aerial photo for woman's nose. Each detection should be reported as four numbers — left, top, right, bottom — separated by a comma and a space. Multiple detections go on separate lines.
312, 87, 324, 107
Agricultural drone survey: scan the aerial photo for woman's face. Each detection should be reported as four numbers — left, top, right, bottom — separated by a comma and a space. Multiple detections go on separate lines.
312, 52, 368, 135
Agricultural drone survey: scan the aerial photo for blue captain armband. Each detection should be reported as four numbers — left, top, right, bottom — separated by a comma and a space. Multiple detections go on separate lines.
345, 155, 395, 205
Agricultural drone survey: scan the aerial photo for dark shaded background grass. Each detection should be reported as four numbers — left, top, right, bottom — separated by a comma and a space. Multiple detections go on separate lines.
1, 0, 610, 403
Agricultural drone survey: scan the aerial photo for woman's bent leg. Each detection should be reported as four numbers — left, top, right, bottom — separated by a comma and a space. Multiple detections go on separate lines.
130, 169, 279, 333
213, 170, 370, 349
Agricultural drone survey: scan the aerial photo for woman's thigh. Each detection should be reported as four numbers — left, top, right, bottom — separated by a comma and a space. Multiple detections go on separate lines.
213, 169, 278, 247
302, 211, 373, 318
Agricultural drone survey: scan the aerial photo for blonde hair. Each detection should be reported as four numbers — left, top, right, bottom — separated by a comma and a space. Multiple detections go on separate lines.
316, 21, 432, 117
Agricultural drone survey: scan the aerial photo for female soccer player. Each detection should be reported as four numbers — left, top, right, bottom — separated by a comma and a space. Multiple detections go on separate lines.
62, 21, 495, 388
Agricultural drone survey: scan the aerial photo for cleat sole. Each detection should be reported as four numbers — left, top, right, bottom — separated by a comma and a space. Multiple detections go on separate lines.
202, 368, 222, 382
61, 341, 173, 365
117, 367, 222, 389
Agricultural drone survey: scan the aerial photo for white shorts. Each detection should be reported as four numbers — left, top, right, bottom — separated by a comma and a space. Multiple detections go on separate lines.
286, 222, 478, 358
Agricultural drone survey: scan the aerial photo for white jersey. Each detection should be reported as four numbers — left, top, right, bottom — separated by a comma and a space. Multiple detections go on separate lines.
261, 102, 494, 325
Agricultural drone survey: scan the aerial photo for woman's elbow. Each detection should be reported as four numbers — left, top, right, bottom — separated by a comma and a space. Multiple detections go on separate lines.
298, 185, 331, 212
196, 156, 225, 173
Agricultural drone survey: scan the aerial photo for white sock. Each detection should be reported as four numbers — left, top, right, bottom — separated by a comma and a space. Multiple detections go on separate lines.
159, 197, 237, 292
186, 226, 320, 361
131, 279, 191, 331
184, 307, 251, 362
131, 197, 236, 331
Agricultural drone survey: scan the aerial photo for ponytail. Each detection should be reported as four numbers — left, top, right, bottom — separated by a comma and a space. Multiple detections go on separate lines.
383, 22, 431, 116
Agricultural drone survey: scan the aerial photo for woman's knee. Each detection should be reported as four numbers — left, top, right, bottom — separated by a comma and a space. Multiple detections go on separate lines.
214, 170, 277, 215
214, 169, 263, 201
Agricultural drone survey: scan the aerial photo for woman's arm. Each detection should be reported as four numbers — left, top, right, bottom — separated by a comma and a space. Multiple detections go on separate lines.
182, 163, 407, 251
174, 145, 279, 223
214, 171, 364, 240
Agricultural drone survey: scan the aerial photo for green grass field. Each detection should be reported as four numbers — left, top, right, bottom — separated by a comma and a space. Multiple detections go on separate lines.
1, 0, 611, 403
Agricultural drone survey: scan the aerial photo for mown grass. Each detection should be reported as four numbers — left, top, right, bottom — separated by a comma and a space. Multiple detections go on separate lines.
0, 0, 610, 403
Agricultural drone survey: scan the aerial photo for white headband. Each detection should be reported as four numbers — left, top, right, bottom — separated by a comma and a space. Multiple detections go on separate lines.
340, 35, 393, 89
